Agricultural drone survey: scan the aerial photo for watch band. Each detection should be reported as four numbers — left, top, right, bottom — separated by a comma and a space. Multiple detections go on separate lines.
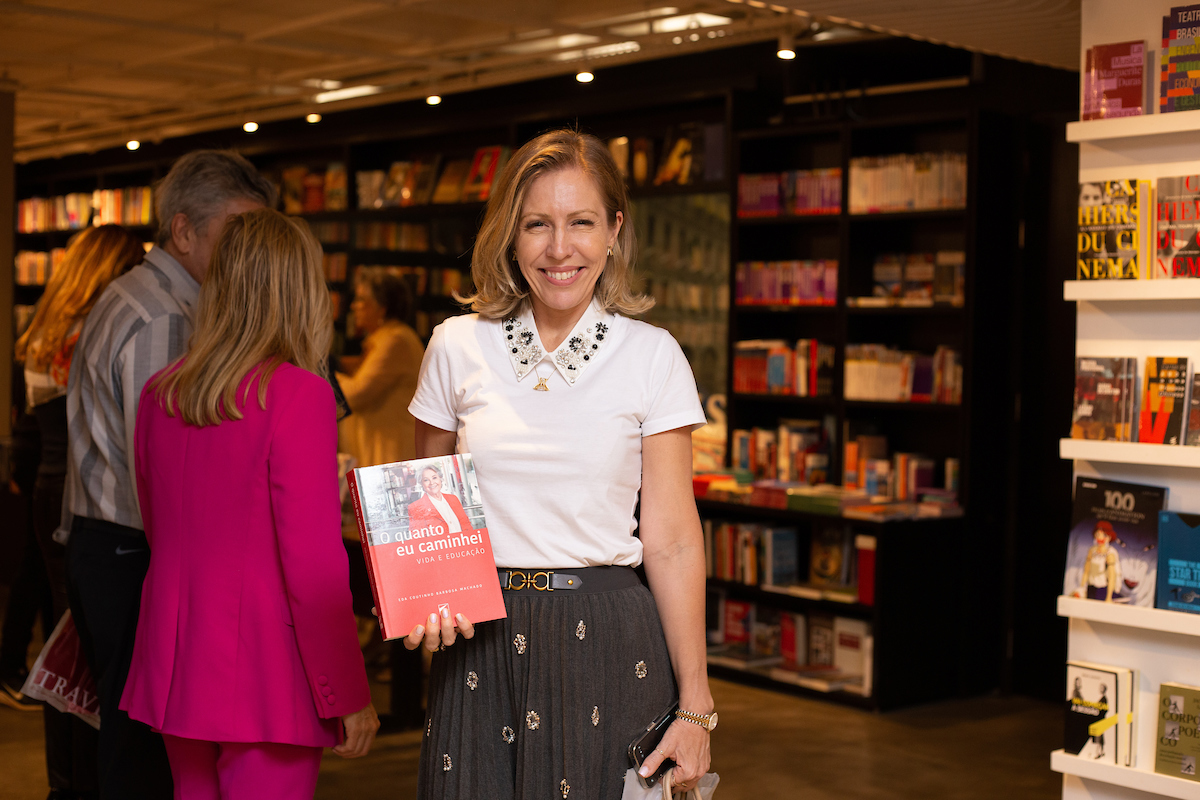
674, 709, 716, 730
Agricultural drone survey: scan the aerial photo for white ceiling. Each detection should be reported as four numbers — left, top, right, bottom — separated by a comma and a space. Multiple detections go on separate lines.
2, 1, 1080, 163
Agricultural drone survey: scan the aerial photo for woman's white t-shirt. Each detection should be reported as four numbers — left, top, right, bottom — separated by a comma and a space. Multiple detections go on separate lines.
408, 300, 706, 568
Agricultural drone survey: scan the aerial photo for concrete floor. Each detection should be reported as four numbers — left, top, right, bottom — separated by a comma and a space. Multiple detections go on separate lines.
0, 678, 1062, 800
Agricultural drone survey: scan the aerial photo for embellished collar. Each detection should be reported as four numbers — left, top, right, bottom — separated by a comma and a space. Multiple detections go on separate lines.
501, 301, 614, 387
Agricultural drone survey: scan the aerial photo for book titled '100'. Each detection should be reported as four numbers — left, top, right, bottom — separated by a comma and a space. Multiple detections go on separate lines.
347, 454, 506, 640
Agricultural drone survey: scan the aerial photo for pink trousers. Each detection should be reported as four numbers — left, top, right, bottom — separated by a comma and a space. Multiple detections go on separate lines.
162, 734, 323, 800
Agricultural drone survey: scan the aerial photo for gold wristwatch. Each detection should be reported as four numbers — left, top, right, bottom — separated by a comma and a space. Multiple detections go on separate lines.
675, 708, 718, 732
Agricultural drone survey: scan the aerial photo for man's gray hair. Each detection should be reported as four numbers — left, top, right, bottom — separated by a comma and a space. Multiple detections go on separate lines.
154, 150, 277, 246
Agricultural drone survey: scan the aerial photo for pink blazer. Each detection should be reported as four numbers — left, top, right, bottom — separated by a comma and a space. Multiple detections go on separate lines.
120, 363, 370, 747
406, 492, 473, 535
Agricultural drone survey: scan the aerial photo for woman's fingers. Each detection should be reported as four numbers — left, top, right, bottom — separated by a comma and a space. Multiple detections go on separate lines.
652, 721, 710, 786
403, 622, 426, 651
439, 606, 457, 647
422, 613, 441, 652
455, 613, 475, 640
637, 744, 669, 780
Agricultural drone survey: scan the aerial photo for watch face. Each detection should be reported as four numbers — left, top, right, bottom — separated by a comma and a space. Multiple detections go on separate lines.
708, 712, 718, 731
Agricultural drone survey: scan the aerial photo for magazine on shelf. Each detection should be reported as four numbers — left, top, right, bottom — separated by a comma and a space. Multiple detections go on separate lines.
1157, 512, 1200, 614
347, 454, 505, 640
1138, 357, 1189, 445
1064, 660, 1136, 767
1155, 682, 1200, 780
1082, 41, 1146, 121
1064, 477, 1165, 607
1154, 174, 1200, 279
1071, 357, 1137, 442
1076, 179, 1154, 281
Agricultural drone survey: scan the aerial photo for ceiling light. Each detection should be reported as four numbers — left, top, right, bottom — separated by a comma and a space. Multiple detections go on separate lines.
672, 36, 683, 44
314, 84, 381, 104
302, 79, 342, 90
243, 121, 259, 132
306, 113, 321, 123
576, 70, 595, 83
689, 32, 700, 41
126, 140, 140, 151
777, 33, 796, 60
426, 94, 442, 105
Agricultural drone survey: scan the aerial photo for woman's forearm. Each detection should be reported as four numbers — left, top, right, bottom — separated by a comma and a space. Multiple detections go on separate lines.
644, 538, 714, 712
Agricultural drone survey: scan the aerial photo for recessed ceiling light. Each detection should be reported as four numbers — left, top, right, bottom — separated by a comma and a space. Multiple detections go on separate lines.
314, 85, 381, 104
306, 113, 321, 123
126, 140, 140, 151
672, 36, 683, 44
243, 121, 259, 132
777, 33, 796, 60
576, 70, 594, 83
426, 94, 442, 105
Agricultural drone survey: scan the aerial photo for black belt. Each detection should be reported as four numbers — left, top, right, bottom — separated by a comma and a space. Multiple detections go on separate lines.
497, 566, 640, 594
72, 515, 146, 540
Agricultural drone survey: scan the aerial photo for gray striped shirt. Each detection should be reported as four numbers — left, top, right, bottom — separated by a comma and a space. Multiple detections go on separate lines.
64, 246, 198, 533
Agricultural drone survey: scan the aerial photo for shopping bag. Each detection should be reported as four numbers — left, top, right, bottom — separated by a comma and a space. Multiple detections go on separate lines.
20, 611, 100, 729
622, 769, 719, 800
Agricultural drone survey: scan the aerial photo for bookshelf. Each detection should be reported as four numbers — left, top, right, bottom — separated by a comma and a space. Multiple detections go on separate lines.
1058, 440, 1200, 469
1066, 108, 1200, 143
1051, 750, 1200, 800
1056, 596, 1200, 639
1064, 279, 1200, 301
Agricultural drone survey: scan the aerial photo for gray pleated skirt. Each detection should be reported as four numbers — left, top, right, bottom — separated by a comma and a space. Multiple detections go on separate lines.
417, 574, 677, 800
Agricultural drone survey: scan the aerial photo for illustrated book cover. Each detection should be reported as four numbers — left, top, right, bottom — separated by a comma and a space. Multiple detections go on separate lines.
1064, 476, 1166, 607
1077, 179, 1153, 280
1156, 682, 1200, 780
1139, 357, 1189, 445
1157, 512, 1200, 614
1072, 357, 1137, 441
347, 454, 505, 640
1155, 174, 1200, 278
1082, 41, 1146, 121
1161, 5, 1200, 113
1064, 660, 1136, 767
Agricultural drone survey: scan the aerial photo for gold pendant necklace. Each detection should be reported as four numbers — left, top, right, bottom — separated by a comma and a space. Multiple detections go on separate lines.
533, 365, 550, 391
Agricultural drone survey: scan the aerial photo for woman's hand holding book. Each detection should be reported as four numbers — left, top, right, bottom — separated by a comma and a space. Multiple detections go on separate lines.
403, 608, 476, 651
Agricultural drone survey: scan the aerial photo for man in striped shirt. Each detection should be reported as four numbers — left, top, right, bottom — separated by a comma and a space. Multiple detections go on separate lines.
63, 150, 275, 798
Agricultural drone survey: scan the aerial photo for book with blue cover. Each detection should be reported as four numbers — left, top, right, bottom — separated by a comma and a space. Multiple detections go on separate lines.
1157, 512, 1200, 614
1064, 477, 1165, 607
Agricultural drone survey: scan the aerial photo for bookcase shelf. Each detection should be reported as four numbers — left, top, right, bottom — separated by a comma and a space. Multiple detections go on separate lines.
1056, 596, 1200, 639
1051, 750, 1200, 800
709, 578, 873, 619
1058, 439, 1200, 469
1063, 279, 1200, 302
705, 662, 877, 710
846, 207, 967, 221
1066, 108, 1200, 143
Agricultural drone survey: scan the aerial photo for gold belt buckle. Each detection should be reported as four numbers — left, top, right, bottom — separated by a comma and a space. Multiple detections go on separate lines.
507, 570, 553, 591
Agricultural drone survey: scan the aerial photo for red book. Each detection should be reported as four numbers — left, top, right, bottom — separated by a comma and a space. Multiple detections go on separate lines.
347, 454, 506, 640
1082, 41, 1145, 121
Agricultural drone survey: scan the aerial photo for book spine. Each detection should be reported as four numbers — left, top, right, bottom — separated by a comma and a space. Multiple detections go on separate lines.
347, 470, 390, 640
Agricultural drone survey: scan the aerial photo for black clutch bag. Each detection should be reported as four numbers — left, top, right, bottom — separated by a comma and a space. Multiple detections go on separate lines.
627, 702, 678, 788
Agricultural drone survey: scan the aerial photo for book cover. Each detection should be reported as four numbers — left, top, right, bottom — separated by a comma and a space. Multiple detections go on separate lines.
807, 613, 835, 667
1189, 370, 1200, 446
431, 159, 472, 204
760, 527, 799, 587
324, 163, 348, 212
382, 161, 412, 207
401, 156, 442, 206
1065, 477, 1165, 607
872, 254, 903, 299
1139, 357, 1189, 445
809, 524, 854, 588
933, 250, 965, 305
1156, 682, 1200, 780
631, 137, 655, 187
301, 171, 325, 213
1082, 41, 1146, 121
281, 166, 307, 215
1157, 512, 1200, 614
347, 454, 505, 639
654, 128, 694, 186
1072, 357, 1136, 441
1064, 660, 1134, 766
1161, 6, 1200, 113
833, 617, 870, 679
779, 612, 806, 668
1156, 174, 1200, 278
461, 146, 510, 203
1077, 180, 1152, 280
356, 169, 386, 210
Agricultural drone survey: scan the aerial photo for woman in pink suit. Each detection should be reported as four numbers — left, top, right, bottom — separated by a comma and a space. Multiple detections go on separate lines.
405, 465, 474, 535
121, 209, 378, 799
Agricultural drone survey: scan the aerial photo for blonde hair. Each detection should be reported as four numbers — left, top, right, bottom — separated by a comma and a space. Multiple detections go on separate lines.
462, 129, 653, 319
15, 225, 145, 370
151, 208, 331, 427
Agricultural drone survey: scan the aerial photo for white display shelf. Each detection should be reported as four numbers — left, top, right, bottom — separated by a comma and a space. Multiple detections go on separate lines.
1060, 439, 1200, 469
1051, 750, 1200, 799
1064, 280, 1200, 302
1056, 596, 1200, 638
1066, 110, 1200, 143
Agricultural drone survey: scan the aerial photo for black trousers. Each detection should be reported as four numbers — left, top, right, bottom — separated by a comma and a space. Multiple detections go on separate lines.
35, 474, 99, 795
66, 517, 172, 800
0, 478, 52, 680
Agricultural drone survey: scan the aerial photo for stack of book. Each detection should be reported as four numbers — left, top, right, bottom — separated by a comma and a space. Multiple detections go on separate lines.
734, 260, 838, 306
847, 152, 967, 214
843, 344, 962, 404
354, 221, 431, 252
732, 339, 835, 397
737, 169, 841, 217
14, 249, 67, 286
846, 251, 964, 307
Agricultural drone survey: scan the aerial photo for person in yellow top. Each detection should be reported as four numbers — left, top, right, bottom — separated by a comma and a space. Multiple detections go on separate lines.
337, 269, 425, 468
1073, 521, 1122, 603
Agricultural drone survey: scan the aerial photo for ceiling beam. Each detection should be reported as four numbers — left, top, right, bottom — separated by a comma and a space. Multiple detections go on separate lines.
0, 1, 243, 40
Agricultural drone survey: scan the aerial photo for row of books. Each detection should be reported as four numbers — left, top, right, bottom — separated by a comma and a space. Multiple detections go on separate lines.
734, 260, 838, 306
736, 169, 842, 218
846, 250, 965, 308
1071, 356, 1200, 445
732, 339, 835, 397
731, 420, 828, 483
323, 253, 348, 283
608, 123, 727, 188
1087, 8, 1200, 118
308, 220, 351, 245
355, 221, 432, 252
354, 265, 467, 300
1065, 476, 1200, 616
352, 146, 511, 211
843, 434, 960, 495
705, 521, 860, 592
642, 280, 728, 315
14, 249, 66, 286
847, 152, 967, 215
281, 163, 348, 214
843, 344, 963, 404
1076, 175, 1200, 280
17, 187, 154, 233
706, 595, 872, 695
1065, 660, 1200, 782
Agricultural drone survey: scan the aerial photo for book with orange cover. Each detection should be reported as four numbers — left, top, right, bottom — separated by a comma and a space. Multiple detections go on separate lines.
461, 146, 511, 202
347, 454, 506, 639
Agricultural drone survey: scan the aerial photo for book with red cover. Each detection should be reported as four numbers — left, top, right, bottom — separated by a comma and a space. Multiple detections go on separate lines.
347, 454, 506, 640
1082, 41, 1145, 121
